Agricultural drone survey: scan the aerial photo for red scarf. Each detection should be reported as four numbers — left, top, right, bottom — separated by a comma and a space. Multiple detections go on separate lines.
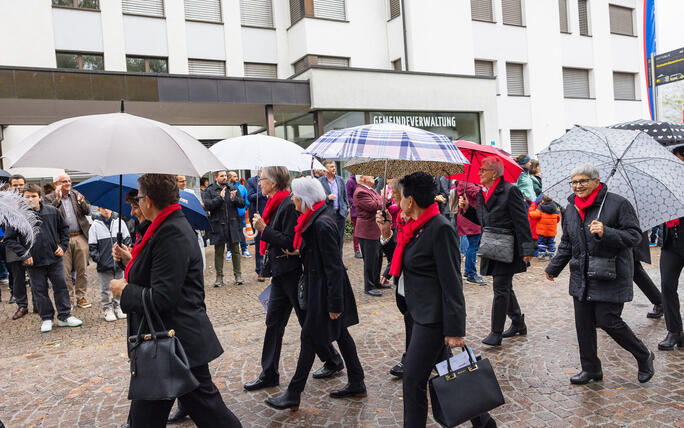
124, 204, 182, 281
574, 184, 603, 221
389, 203, 440, 277
293, 200, 326, 250
666, 218, 680, 228
483, 177, 501, 205
259, 190, 290, 255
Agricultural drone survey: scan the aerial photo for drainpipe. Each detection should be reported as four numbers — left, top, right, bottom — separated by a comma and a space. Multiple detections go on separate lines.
401, 0, 409, 71
0, 125, 4, 170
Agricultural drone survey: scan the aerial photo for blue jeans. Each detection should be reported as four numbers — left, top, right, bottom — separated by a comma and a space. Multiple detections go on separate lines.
538, 235, 557, 255
461, 234, 481, 278
239, 216, 247, 252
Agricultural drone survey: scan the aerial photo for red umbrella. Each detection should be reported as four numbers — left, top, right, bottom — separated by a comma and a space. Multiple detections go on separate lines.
449, 140, 522, 185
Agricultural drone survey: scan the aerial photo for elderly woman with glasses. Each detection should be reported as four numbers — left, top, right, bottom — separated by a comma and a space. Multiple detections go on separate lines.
264, 177, 365, 411
458, 157, 534, 347
545, 164, 654, 385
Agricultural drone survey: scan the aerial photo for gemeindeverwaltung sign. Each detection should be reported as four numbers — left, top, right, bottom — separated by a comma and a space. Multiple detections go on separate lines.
371, 113, 458, 128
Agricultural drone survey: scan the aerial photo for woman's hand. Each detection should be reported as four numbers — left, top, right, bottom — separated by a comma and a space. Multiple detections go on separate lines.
444, 336, 465, 348
589, 220, 604, 238
545, 271, 555, 282
113, 243, 132, 265
375, 210, 392, 240
110, 278, 127, 299
329, 312, 341, 320
252, 213, 266, 232
283, 249, 300, 256
458, 195, 469, 211
523, 256, 532, 263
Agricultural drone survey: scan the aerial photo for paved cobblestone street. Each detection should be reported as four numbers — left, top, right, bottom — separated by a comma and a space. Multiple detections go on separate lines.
0, 242, 682, 427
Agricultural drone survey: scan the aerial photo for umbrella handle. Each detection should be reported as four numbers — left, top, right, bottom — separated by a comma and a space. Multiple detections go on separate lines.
118, 174, 123, 246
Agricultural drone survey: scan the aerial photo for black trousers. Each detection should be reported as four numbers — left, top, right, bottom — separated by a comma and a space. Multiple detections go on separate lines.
129, 364, 242, 428
573, 298, 650, 373
633, 260, 662, 305
287, 328, 364, 395
396, 292, 414, 363
333, 212, 346, 259
491, 274, 523, 333
358, 238, 382, 291
8, 261, 29, 308
660, 247, 684, 333
27, 261, 71, 321
259, 270, 342, 380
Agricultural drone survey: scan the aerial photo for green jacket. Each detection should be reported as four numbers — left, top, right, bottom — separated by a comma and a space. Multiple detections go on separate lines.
516, 171, 536, 201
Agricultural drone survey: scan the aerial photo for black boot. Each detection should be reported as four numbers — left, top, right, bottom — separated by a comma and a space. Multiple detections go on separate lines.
330, 382, 367, 398
570, 370, 603, 385
658, 331, 684, 351
646, 304, 663, 319
637, 351, 655, 383
167, 405, 190, 424
481, 332, 502, 347
389, 361, 404, 378
265, 390, 301, 411
502, 315, 527, 338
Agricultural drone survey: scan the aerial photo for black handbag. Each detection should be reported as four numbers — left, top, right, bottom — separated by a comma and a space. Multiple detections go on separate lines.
297, 273, 307, 311
127, 288, 199, 400
261, 245, 273, 278
429, 347, 505, 427
478, 227, 515, 263
586, 255, 617, 281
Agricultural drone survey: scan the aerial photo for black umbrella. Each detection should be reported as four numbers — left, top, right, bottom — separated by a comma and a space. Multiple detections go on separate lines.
0, 169, 11, 182
609, 119, 684, 152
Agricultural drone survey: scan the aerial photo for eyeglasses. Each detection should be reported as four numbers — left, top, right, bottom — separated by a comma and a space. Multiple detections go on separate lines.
134, 194, 147, 202
569, 179, 592, 187
60, 179, 72, 184
479, 168, 494, 172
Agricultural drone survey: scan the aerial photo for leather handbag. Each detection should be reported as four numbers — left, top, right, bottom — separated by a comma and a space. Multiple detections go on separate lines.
297, 273, 307, 311
478, 227, 515, 263
260, 245, 273, 278
429, 347, 505, 427
127, 288, 199, 400
586, 255, 617, 281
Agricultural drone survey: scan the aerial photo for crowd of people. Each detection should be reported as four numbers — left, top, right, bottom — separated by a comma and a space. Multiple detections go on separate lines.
0, 144, 683, 428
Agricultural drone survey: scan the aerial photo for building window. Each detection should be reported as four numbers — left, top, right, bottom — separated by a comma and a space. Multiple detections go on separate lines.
240, 0, 272, 27
126, 56, 168, 73
578, 0, 590, 36
506, 63, 525, 96
609, 5, 634, 36
471, 0, 494, 22
122, 0, 164, 17
293, 55, 349, 73
188, 59, 226, 76
56, 51, 104, 70
289, 0, 305, 25
185, 0, 222, 23
289, 0, 346, 25
613, 72, 637, 100
392, 58, 402, 71
509, 130, 529, 157
502, 0, 523, 26
474, 60, 495, 77
559, 0, 569, 32
244, 62, 277, 78
52, 0, 99, 9
563, 67, 591, 98
389, 0, 400, 20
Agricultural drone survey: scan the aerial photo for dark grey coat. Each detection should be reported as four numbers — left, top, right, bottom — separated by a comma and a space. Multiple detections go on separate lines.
546, 185, 642, 304
203, 182, 245, 245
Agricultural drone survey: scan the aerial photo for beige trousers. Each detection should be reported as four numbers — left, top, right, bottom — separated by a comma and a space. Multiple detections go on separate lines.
62, 234, 89, 301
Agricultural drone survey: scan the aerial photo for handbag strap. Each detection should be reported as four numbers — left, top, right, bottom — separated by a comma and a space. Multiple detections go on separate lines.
445, 345, 478, 374
147, 289, 168, 332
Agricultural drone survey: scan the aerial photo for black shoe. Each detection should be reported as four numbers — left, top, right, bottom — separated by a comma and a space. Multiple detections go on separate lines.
637, 351, 655, 383
213, 276, 223, 287
364, 289, 382, 297
312, 363, 344, 379
481, 332, 502, 347
646, 304, 663, 319
389, 362, 404, 378
330, 382, 367, 398
354, 251, 363, 259
466, 275, 487, 285
502, 315, 527, 338
658, 332, 684, 351
167, 407, 190, 424
265, 390, 300, 411
570, 370, 603, 385
244, 377, 279, 391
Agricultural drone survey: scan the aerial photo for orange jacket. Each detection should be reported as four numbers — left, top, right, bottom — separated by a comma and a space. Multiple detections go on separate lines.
529, 202, 561, 237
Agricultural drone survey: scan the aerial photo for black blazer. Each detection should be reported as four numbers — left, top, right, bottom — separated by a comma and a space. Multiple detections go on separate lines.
463, 180, 535, 276
120, 210, 223, 368
663, 218, 683, 251
259, 197, 301, 278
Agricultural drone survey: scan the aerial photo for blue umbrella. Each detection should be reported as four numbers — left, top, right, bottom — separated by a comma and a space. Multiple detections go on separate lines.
75, 174, 210, 231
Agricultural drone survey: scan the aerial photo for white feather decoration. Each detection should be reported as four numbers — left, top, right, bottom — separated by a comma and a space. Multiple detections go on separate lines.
0, 191, 41, 253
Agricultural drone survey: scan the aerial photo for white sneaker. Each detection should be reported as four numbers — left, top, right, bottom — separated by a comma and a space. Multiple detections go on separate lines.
103, 308, 117, 322
40, 320, 53, 333
114, 306, 127, 319
55, 316, 83, 327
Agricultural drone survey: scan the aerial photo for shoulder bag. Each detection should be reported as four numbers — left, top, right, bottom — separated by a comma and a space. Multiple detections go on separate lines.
260, 244, 273, 278
478, 226, 515, 263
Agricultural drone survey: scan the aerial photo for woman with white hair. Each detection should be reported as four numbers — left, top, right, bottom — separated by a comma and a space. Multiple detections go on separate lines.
459, 156, 535, 347
265, 177, 365, 411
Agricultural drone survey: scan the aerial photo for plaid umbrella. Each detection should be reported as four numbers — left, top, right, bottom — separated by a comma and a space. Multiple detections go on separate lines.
344, 158, 464, 177
538, 126, 684, 231
609, 119, 684, 151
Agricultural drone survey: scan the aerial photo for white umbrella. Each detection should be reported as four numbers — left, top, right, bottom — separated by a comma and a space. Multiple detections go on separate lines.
209, 135, 324, 172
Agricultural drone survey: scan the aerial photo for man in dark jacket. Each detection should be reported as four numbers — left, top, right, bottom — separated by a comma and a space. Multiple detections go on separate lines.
203, 170, 246, 286
247, 172, 267, 281
5, 184, 82, 333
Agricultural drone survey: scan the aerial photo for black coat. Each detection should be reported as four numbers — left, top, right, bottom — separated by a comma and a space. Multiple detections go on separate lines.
463, 180, 535, 276
246, 176, 267, 215
633, 231, 651, 264
260, 197, 301, 278
546, 185, 642, 304
663, 218, 683, 251
5, 203, 69, 267
120, 210, 223, 368
300, 207, 359, 346
203, 182, 245, 245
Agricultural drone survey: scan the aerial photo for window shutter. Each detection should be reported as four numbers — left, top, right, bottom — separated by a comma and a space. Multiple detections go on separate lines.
293, 57, 310, 73
317, 56, 349, 67
558, 0, 568, 32
122, 0, 164, 17
613, 72, 636, 100
389, 0, 400, 20
184, 0, 221, 22
509, 130, 529, 157
289, 0, 304, 24
188, 59, 226, 76
563, 68, 590, 98
240, 0, 273, 27
313, 0, 345, 20
474, 60, 494, 77
578, 0, 589, 36
470, 0, 493, 22
502, 0, 523, 26
609, 5, 633, 36
506, 63, 524, 95
244, 63, 277, 78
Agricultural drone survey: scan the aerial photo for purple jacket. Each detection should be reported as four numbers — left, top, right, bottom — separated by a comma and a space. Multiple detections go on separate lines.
450, 180, 482, 236
346, 175, 358, 218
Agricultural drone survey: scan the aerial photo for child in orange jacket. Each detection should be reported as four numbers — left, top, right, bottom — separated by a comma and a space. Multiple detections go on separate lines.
528, 195, 561, 259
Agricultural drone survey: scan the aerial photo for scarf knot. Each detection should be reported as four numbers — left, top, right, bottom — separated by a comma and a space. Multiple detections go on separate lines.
293, 201, 326, 250
574, 184, 603, 221
259, 190, 290, 255
389, 203, 440, 277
